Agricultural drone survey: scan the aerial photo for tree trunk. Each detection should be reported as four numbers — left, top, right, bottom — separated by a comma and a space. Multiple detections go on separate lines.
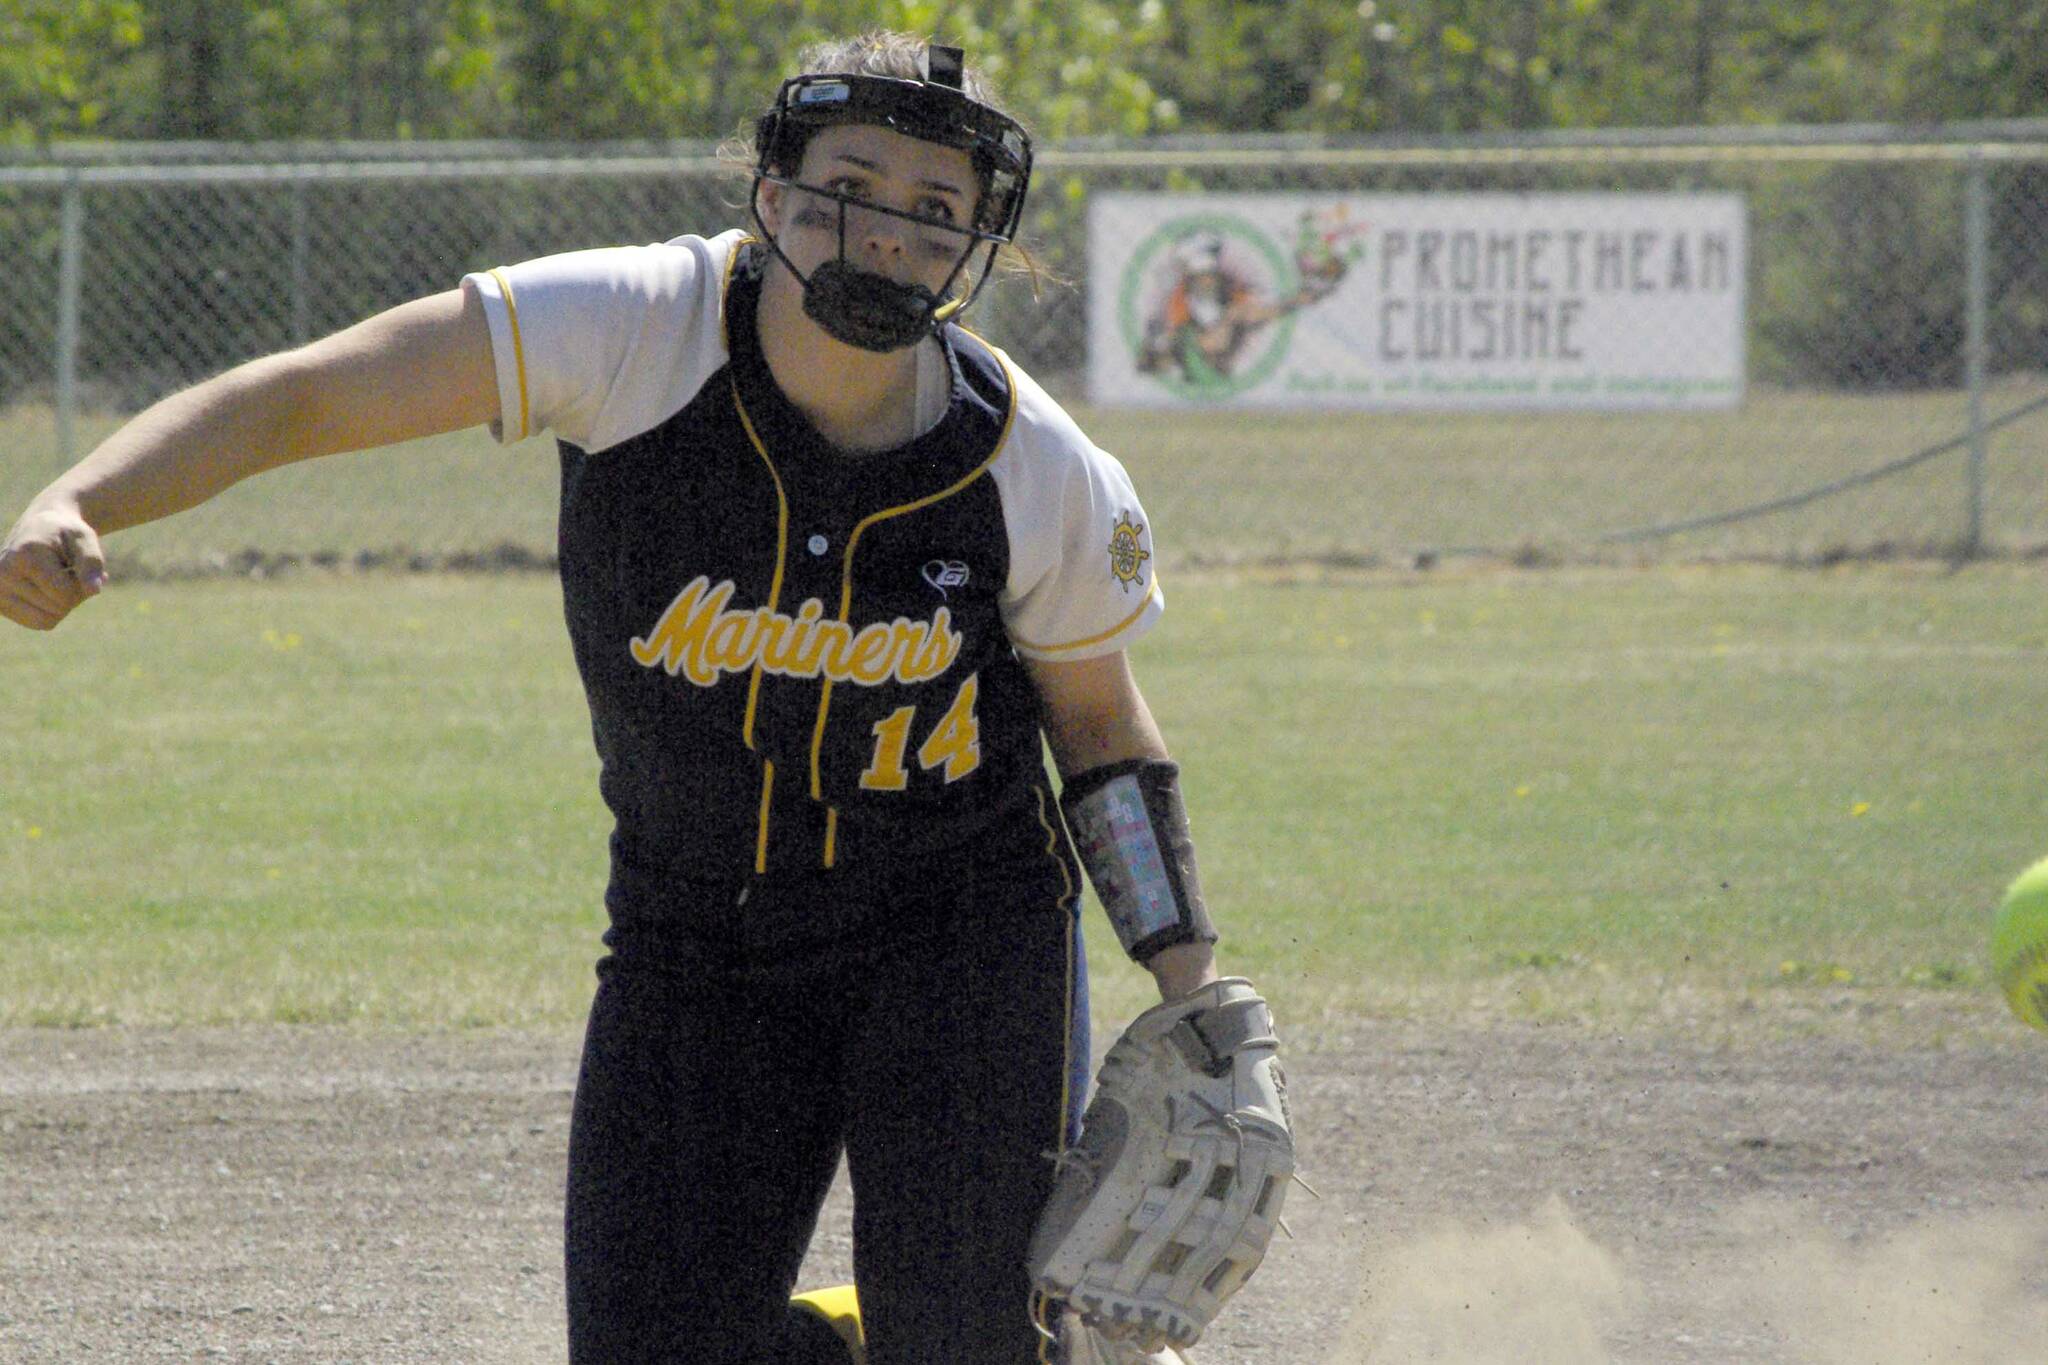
1690, 0, 1724, 122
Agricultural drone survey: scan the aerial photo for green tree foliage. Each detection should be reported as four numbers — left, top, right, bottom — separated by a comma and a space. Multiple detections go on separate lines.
0, 1, 146, 145
487, 0, 1170, 142
7, 1, 2043, 394
1892, 0, 2048, 122
8, 1, 2043, 146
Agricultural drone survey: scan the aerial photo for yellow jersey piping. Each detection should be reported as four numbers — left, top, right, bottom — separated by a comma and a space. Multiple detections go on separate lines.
1032, 781, 1080, 1159
754, 761, 776, 874
1030, 780, 1080, 1365
718, 236, 790, 872
805, 348, 1021, 801
1009, 572, 1162, 655
955, 323, 1161, 660
488, 267, 532, 441
731, 390, 791, 749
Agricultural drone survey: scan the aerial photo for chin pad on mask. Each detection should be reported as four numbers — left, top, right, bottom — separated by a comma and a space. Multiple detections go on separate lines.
802, 259, 944, 352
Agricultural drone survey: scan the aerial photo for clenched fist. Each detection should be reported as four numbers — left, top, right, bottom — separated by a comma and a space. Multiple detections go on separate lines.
0, 498, 107, 630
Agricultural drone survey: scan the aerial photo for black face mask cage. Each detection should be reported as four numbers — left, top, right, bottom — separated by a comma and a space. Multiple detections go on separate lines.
747, 47, 1034, 348
749, 169, 992, 313
754, 65, 1032, 240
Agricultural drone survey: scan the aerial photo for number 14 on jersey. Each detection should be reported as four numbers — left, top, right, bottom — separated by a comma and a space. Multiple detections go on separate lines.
859, 673, 981, 790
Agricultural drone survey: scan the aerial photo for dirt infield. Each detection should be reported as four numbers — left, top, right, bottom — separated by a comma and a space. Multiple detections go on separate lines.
3, 1022, 2043, 1363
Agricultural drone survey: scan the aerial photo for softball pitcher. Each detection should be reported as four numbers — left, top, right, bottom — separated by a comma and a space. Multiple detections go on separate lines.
1, 32, 1292, 1365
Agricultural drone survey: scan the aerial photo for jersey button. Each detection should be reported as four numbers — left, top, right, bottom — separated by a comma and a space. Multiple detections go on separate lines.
807, 534, 829, 556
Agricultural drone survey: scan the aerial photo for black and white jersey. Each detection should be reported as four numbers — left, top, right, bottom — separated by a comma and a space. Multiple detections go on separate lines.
464, 230, 1162, 899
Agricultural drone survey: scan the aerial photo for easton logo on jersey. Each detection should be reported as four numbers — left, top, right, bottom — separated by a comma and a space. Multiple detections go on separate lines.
1107, 514, 1151, 591
630, 576, 963, 688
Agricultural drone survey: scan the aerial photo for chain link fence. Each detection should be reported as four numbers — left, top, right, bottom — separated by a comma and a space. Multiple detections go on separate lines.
2, 127, 2045, 573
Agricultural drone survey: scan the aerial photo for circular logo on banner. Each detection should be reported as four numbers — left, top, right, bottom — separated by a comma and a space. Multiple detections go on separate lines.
1119, 215, 1300, 400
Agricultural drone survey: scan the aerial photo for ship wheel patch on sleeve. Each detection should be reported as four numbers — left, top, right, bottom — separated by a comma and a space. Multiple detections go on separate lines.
1107, 514, 1151, 591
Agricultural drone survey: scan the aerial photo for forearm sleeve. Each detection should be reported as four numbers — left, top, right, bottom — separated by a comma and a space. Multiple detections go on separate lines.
1058, 758, 1217, 963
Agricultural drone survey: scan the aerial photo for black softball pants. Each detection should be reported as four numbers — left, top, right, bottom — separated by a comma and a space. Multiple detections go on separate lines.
564, 848, 1089, 1364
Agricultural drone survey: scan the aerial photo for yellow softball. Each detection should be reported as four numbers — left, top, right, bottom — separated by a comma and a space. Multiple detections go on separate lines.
1992, 856, 2048, 1032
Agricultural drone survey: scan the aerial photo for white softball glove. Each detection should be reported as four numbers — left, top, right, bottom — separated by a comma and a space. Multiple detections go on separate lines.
1057, 1310, 1190, 1364
1028, 977, 1294, 1353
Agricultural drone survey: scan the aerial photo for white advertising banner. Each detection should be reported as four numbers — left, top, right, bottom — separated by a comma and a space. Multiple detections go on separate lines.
1087, 192, 1747, 410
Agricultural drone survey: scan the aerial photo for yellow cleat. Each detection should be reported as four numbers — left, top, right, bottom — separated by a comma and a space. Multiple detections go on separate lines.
790, 1284, 865, 1365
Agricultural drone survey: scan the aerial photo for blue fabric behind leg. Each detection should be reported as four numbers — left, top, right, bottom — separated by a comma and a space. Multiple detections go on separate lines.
1066, 914, 1091, 1147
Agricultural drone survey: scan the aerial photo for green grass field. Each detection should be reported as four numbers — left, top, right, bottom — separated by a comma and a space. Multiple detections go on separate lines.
5, 379, 2045, 575
4, 565, 2042, 1039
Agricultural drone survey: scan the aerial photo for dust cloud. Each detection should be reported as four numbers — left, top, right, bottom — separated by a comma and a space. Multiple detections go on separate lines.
1333, 1197, 2048, 1364
1722, 1203, 2047, 1365
1336, 1198, 1634, 1364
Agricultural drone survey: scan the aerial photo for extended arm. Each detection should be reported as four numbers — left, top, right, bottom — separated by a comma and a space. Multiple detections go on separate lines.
1028, 648, 1220, 1001
0, 285, 498, 630
1027, 658, 1292, 1355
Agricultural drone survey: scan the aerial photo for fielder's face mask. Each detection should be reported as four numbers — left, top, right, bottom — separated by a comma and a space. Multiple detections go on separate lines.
750, 45, 1032, 352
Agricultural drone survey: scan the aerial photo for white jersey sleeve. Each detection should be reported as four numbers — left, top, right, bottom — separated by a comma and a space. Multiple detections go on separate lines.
991, 361, 1166, 661
460, 229, 743, 452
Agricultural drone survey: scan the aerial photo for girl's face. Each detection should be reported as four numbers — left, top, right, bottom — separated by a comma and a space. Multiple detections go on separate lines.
760, 122, 983, 295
